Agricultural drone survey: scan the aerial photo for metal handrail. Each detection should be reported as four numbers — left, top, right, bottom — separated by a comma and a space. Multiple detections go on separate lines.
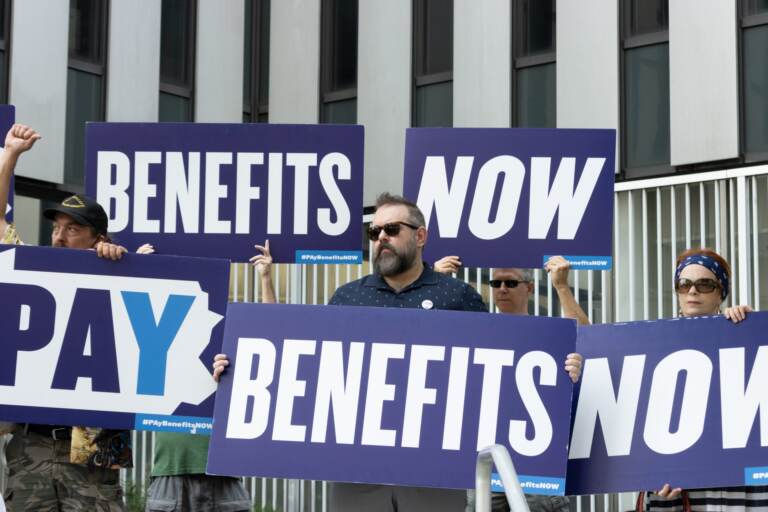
475, 444, 530, 512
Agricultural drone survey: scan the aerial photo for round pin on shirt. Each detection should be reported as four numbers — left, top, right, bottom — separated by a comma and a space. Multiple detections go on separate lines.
421, 299, 434, 310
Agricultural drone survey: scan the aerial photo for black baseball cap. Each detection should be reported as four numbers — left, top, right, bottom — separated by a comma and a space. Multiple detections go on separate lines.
43, 194, 109, 236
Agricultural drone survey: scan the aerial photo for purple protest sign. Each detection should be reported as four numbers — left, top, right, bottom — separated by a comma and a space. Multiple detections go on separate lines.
85, 122, 364, 264
207, 303, 576, 493
567, 313, 768, 494
0, 244, 229, 434
403, 128, 615, 270
0, 105, 15, 222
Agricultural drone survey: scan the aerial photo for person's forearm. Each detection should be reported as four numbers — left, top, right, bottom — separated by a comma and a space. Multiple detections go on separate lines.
0, 148, 19, 228
555, 284, 590, 325
261, 273, 277, 304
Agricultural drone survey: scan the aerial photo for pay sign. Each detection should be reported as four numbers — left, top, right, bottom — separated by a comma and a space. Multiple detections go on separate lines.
0, 245, 229, 432
403, 128, 616, 270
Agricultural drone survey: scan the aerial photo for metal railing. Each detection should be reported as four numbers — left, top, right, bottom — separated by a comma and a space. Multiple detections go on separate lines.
475, 445, 529, 512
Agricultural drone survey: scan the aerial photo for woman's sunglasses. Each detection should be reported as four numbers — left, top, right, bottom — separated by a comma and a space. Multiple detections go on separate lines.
674, 278, 721, 294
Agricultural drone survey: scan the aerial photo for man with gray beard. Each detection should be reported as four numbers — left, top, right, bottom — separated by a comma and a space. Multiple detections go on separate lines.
327, 192, 487, 512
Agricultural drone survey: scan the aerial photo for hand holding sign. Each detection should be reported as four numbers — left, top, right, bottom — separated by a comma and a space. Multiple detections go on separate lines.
433, 255, 461, 274
544, 256, 571, 289
137, 243, 155, 255
94, 240, 128, 260
212, 353, 229, 383
724, 304, 752, 323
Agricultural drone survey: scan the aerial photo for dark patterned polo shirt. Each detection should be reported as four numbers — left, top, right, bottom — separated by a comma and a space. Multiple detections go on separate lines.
329, 263, 488, 312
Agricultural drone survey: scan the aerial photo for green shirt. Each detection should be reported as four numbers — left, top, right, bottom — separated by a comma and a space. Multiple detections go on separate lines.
151, 432, 210, 476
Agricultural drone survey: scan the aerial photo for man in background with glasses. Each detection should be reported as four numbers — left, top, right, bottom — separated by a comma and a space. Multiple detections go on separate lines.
327, 192, 487, 512
491, 257, 589, 329
435, 256, 586, 512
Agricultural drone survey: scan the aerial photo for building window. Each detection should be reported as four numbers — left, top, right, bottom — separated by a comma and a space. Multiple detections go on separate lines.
621, 0, 670, 176
64, 0, 108, 187
159, 0, 196, 122
0, 0, 11, 103
512, 0, 555, 128
320, 0, 357, 124
243, 0, 270, 123
412, 0, 453, 127
742, 0, 768, 159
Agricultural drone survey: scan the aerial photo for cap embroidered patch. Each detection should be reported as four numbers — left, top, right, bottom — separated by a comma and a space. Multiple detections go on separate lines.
62, 195, 86, 208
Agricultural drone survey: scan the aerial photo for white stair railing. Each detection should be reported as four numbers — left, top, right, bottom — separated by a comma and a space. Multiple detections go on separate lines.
475, 444, 530, 512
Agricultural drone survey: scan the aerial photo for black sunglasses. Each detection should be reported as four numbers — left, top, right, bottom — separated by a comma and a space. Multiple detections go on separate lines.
489, 279, 528, 289
367, 222, 419, 241
674, 278, 721, 294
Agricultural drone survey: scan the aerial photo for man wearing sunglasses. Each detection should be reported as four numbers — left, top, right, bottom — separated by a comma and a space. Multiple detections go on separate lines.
492, 258, 588, 328
327, 193, 487, 512
434, 256, 587, 512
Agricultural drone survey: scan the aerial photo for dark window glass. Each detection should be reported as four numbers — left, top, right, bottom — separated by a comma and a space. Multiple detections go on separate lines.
744, 24, 768, 154
744, 0, 768, 15
624, 44, 670, 168
0, 50, 5, 104
414, 81, 452, 127
159, 92, 192, 122
64, 69, 103, 185
517, 0, 555, 56
244, 0, 253, 105
65, 0, 106, 186
516, 63, 556, 128
418, 0, 452, 75
322, 98, 357, 124
413, 0, 453, 127
0, 0, 5, 42
257, 1, 270, 108
320, 0, 357, 124
160, 0, 193, 88
243, 0, 270, 122
160, 0, 195, 122
69, 0, 103, 63
513, 0, 556, 128
325, 0, 357, 91
625, 0, 668, 37
39, 199, 56, 246
622, 0, 669, 174
0, 0, 8, 102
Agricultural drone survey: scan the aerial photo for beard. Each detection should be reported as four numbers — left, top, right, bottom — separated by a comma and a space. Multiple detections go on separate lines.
374, 239, 418, 277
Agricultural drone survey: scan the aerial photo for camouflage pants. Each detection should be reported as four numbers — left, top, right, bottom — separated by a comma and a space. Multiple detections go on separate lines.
3, 430, 124, 511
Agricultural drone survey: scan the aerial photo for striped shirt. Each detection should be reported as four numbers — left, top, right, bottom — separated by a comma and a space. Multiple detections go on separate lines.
646, 487, 768, 512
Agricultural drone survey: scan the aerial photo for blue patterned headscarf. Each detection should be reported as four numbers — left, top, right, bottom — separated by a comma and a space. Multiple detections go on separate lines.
674, 253, 729, 300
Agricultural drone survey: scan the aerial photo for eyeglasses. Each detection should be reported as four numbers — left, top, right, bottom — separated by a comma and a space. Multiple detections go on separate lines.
674, 278, 721, 294
367, 222, 419, 241
489, 279, 528, 289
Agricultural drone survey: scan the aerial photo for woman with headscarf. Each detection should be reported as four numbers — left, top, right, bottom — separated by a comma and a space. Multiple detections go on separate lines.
640, 247, 764, 512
